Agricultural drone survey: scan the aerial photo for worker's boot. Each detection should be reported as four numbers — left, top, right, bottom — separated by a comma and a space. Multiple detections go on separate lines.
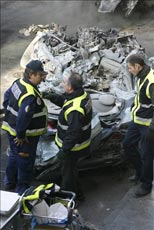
134, 185, 152, 198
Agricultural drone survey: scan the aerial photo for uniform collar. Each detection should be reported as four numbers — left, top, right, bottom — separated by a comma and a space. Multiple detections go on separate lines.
137, 65, 150, 83
64, 88, 84, 100
23, 77, 38, 90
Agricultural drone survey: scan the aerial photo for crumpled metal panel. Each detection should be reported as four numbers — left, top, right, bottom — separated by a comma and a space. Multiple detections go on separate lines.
98, 0, 121, 13
98, 0, 139, 16
19, 23, 146, 114
125, 0, 139, 16
18, 23, 153, 169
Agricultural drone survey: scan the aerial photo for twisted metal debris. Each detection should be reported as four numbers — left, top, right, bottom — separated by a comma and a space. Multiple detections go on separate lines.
19, 23, 154, 124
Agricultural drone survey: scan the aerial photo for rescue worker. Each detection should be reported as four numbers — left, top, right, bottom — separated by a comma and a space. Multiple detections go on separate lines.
123, 54, 154, 197
2, 60, 48, 195
42, 71, 92, 201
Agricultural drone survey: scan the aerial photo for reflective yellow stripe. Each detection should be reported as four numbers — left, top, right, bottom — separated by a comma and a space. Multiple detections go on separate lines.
26, 127, 47, 136
22, 184, 46, 213
63, 92, 87, 121
22, 183, 53, 213
134, 116, 152, 126
55, 133, 91, 151
22, 202, 29, 214
55, 132, 60, 146
2, 79, 47, 137
1, 122, 16, 136
71, 139, 91, 151
22, 184, 45, 213
63, 92, 87, 107
18, 79, 36, 106
18, 79, 42, 106
65, 106, 84, 121
55, 92, 90, 151
146, 70, 154, 99
33, 183, 54, 192
2, 122, 47, 137
132, 69, 154, 126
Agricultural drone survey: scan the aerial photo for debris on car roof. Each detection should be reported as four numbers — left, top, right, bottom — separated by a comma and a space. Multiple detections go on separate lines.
19, 23, 150, 123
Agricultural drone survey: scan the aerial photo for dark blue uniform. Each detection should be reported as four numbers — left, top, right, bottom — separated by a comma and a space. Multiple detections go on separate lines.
2, 77, 47, 195
123, 66, 154, 192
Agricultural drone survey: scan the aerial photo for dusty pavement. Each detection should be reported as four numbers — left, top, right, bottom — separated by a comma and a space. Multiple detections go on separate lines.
0, 1, 154, 229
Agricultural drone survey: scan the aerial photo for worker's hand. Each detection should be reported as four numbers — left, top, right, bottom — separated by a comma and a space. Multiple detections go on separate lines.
42, 91, 54, 100
57, 149, 68, 160
14, 137, 28, 146
145, 128, 154, 143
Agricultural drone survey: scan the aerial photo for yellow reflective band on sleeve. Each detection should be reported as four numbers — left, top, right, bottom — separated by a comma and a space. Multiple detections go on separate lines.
55, 133, 91, 151
26, 127, 47, 136
134, 116, 152, 126
1, 122, 16, 136
2, 123, 47, 137
71, 139, 91, 151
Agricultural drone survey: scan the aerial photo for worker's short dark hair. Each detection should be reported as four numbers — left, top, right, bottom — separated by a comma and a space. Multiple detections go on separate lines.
126, 54, 145, 67
24, 67, 36, 79
68, 72, 83, 90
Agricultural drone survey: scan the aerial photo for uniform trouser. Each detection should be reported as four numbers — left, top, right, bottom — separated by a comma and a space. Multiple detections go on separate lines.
5, 133, 39, 195
123, 121, 154, 190
60, 148, 89, 197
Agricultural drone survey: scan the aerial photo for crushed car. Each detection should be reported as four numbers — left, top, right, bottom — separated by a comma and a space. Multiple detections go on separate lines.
19, 23, 153, 181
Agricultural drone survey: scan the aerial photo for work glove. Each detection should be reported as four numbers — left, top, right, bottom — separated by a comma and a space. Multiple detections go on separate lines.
57, 149, 68, 160
145, 128, 154, 143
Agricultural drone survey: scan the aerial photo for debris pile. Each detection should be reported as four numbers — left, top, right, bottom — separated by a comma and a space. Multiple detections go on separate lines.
19, 23, 154, 169
20, 23, 147, 122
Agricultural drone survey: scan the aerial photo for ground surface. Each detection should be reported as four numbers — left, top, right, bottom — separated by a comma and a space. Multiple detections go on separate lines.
0, 1, 154, 229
